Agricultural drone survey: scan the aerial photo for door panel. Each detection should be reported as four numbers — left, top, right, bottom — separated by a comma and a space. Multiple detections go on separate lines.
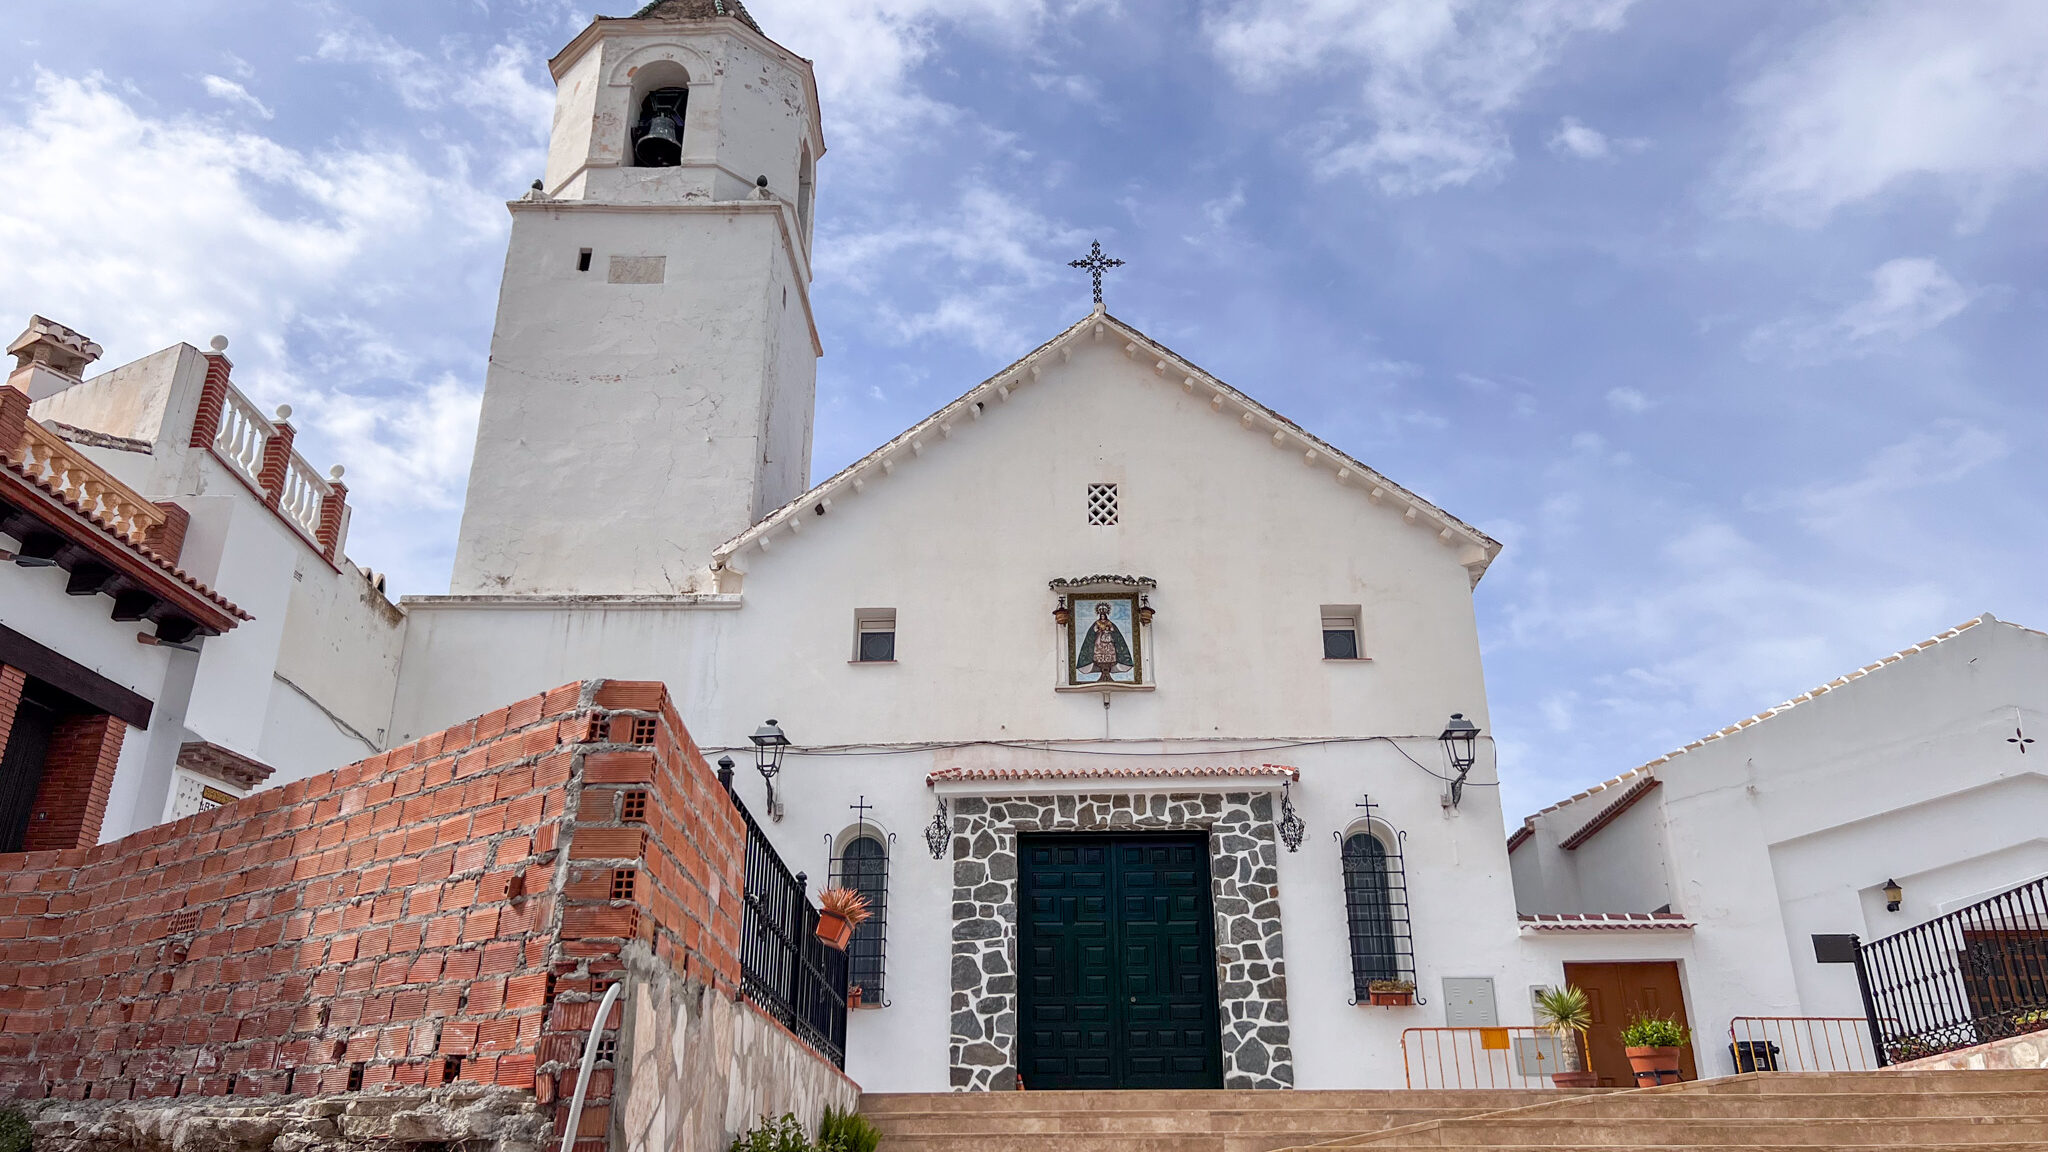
1563, 961, 1698, 1086
1020, 834, 1223, 1089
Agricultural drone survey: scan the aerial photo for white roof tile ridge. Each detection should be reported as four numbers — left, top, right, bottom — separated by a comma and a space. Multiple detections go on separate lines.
710, 309, 1501, 570
1521, 614, 1999, 824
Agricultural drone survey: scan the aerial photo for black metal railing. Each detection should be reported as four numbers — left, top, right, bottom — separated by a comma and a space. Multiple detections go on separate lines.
1860, 875, 2048, 1064
719, 767, 848, 1068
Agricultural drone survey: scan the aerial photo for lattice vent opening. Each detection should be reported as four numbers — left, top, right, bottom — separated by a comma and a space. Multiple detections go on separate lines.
1086, 483, 1119, 526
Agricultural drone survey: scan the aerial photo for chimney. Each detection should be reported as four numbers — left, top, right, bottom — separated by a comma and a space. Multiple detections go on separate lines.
7, 315, 104, 401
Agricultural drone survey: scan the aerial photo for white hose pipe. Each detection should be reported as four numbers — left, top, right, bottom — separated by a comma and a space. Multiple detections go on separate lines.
558, 980, 625, 1152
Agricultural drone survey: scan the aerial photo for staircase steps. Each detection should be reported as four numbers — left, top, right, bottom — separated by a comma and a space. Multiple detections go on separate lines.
864, 1070, 2048, 1152
1283, 1070, 2048, 1151
861, 1088, 1588, 1152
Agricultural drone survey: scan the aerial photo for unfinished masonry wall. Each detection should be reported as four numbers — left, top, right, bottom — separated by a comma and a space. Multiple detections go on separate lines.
0, 678, 843, 1151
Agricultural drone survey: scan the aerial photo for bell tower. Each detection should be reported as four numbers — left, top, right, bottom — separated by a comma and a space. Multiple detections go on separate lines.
450, 0, 823, 595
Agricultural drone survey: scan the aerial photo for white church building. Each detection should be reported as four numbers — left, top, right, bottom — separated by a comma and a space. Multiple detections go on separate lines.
4, 0, 2043, 1095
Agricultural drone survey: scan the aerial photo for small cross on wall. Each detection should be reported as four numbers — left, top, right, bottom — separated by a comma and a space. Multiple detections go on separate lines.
2009, 726, 2035, 754
1068, 240, 1125, 306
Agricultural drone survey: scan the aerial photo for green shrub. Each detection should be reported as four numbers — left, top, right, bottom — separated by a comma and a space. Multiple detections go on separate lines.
730, 1113, 810, 1152
0, 1107, 31, 1152
817, 1106, 881, 1152
1619, 1014, 1689, 1048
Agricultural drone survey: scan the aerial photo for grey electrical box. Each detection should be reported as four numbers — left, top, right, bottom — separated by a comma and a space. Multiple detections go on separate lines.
1442, 977, 1499, 1027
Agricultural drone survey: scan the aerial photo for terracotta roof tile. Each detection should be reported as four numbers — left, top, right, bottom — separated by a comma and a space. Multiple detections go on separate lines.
1518, 912, 1694, 932
927, 763, 1299, 786
5, 457, 249, 619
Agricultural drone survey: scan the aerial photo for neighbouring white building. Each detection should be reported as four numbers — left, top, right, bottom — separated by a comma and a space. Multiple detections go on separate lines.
6, 0, 2042, 1098
1511, 614, 2048, 1076
0, 314, 401, 850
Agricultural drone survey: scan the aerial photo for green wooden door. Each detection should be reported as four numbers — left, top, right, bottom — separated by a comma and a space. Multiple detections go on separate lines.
1019, 833, 1223, 1089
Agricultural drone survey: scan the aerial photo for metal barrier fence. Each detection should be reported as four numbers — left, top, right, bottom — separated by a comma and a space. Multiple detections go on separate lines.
1726, 1017, 1881, 1072
720, 767, 849, 1068
1402, 1027, 1571, 1089
1860, 875, 2048, 1064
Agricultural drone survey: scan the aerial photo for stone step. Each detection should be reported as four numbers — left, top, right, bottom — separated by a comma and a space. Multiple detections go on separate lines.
868, 1107, 1519, 1136
1328, 1146, 2048, 1152
860, 1089, 1578, 1114
1317, 1115, 2048, 1148
1684, 1069, 2048, 1093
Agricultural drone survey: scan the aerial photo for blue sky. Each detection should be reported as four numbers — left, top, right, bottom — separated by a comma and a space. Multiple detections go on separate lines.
4, 1, 2044, 823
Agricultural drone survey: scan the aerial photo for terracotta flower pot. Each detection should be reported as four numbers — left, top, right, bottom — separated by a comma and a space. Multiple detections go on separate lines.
1625, 1045, 1682, 1084
1551, 1070, 1598, 1089
1367, 990, 1414, 1006
847, 985, 863, 1010
816, 910, 854, 951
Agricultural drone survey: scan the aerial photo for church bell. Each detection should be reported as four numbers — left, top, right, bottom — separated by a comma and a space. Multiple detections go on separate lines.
633, 88, 688, 168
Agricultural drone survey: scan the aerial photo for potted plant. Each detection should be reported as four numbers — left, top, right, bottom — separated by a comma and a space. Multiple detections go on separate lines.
847, 984, 864, 1010
816, 888, 871, 951
1532, 984, 1597, 1088
1366, 979, 1415, 1006
1620, 1013, 1689, 1085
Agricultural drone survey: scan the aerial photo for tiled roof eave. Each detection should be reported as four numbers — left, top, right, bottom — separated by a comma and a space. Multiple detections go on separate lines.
927, 763, 1300, 787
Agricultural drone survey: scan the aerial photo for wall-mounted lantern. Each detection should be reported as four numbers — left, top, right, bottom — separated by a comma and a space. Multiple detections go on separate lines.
1439, 712, 1481, 808
1883, 879, 1903, 913
751, 719, 791, 821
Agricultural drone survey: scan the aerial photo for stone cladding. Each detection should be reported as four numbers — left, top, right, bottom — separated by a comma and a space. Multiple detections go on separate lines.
945, 790, 1294, 1091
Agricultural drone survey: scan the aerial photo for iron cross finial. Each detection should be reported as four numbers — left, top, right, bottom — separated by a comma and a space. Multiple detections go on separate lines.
1068, 240, 1125, 306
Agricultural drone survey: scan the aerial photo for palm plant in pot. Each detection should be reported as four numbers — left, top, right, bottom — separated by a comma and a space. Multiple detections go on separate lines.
1620, 1013, 1689, 1085
1531, 985, 1597, 1088
816, 887, 871, 951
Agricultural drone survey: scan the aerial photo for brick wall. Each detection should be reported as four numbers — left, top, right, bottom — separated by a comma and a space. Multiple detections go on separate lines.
22, 712, 124, 852
0, 679, 759, 1152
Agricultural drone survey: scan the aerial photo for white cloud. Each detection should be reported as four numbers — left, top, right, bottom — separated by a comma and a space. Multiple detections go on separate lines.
1788, 421, 2008, 532
200, 75, 273, 119
0, 69, 515, 588
1203, 0, 1638, 194
747, 0, 1054, 159
1726, 0, 2048, 224
1745, 256, 1975, 362
1605, 386, 1649, 413
1549, 116, 1608, 159
815, 183, 1084, 351
1548, 115, 1645, 161
1836, 257, 1974, 342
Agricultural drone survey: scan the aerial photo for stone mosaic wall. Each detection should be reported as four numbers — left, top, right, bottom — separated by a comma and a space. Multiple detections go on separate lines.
947, 791, 1294, 1091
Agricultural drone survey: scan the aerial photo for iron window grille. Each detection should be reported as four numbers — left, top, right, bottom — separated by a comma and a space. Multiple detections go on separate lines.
1338, 800, 1415, 1001
831, 834, 890, 1005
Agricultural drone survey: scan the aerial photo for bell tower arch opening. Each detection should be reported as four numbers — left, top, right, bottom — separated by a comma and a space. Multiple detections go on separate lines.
628, 60, 692, 168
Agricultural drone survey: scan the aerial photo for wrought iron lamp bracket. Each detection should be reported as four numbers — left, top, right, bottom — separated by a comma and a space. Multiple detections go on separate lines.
924, 795, 950, 860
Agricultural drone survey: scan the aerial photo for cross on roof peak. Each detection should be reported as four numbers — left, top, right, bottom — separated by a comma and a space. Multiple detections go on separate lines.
1068, 240, 1124, 307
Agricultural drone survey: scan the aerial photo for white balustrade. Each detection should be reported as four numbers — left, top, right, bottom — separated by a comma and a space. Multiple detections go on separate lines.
13, 421, 166, 546
279, 451, 327, 543
213, 387, 271, 490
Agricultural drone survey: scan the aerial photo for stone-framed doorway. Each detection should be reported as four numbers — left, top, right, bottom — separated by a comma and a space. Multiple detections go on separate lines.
946, 790, 1294, 1090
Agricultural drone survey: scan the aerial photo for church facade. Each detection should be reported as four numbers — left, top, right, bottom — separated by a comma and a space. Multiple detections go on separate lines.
387, 1, 1553, 1092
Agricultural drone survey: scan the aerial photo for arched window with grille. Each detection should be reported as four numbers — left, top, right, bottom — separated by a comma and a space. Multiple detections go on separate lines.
835, 833, 889, 1003
1341, 828, 1413, 998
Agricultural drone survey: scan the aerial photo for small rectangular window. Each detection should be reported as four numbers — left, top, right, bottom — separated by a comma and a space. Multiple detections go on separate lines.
1086, 483, 1118, 526
577, 248, 592, 272
1322, 605, 1363, 660
854, 609, 896, 662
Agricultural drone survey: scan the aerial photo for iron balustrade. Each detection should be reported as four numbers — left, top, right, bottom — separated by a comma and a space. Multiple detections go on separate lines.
720, 767, 849, 1068
1858, 875, 2048, 1064
1401, 1027, 1573, 1089
1725, 1017, 1882, 1073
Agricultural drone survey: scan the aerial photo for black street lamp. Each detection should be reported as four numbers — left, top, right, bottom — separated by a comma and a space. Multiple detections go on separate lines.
751, 719, 791, 820
1439, 713, 1481, 808
1883, 879, 1903, 912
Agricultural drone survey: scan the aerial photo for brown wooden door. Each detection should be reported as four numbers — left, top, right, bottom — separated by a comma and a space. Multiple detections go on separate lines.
1563, 961, 1698, 1086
